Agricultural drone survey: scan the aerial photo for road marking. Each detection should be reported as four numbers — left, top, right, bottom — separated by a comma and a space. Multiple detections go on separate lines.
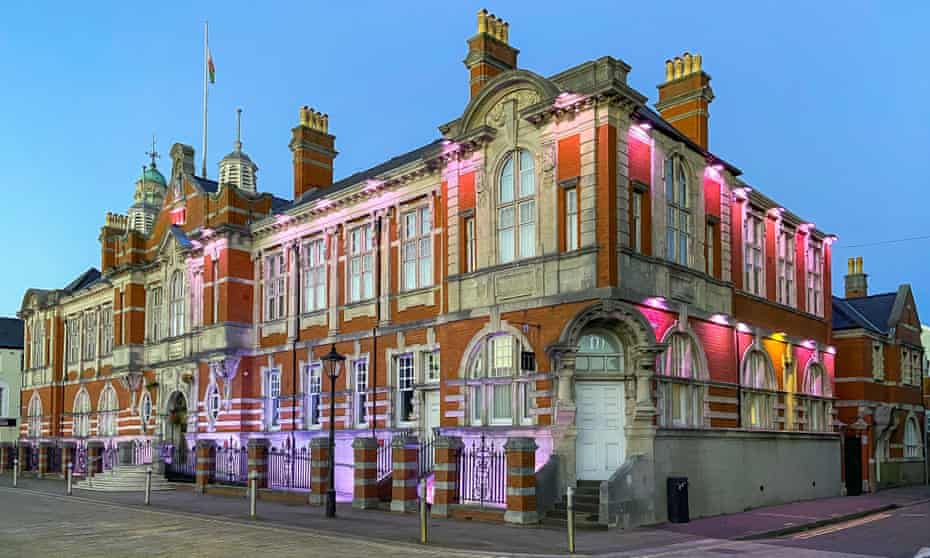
792, 512, 893, 540
902, 513, 927, 517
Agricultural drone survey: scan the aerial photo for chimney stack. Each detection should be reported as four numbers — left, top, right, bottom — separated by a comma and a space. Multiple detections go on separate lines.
844, 256, 868, 298
464, 9, 518, 99
289, 106, 337, 200
656, 52, 714, 150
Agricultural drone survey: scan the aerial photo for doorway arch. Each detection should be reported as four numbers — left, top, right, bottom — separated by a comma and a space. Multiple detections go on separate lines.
164, 391, 188, 449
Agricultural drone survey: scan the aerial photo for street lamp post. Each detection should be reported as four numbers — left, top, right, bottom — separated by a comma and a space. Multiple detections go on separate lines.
321, 344, 345, 519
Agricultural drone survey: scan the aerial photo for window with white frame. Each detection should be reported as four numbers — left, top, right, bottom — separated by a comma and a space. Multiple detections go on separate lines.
498, 150, 536, 263
97, 384, 119, 437
73, 389, 91, 438
101, 306, 113, 355
872, 342, 885, 380
665, 156, 691, 266
657, 332, 705, 427
139, 391, 152, 432
66, 317, 80, 363
742, 348, 776, 429
206, 384, 221, 424
211, 259, 219, 323
403, 206, 433, 290
806, 240, 824, 316
27, 394, 42, 438
565, 187, 578, 251
744, 212, 765, 296
30, 318, 45, 368
904, 417, 921, 458
82, 312, 97, 361
303, 238, 327, 312
464, 216, 476, 273
468, 334, 534, 426
632, 191, 643, 253
804, 361, 825, 396
169, 270, 185, 337
266, 369, 281, 429
265, 252, 286, 321
354, 358, 368, 426
349, 224, 374, 302
190, 271, 203, 328
425, 350, 440, 383
148, 287, 163, 342
396, 354, 415, 423
305, 363, 322, 427
777, 228, 795, 307
705, 223, 715, 276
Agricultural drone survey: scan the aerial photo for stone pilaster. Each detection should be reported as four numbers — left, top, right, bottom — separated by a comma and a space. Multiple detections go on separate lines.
352, 437, 379, 509
17, 443, 29, 472
390, 436, 419, 513
60, 441, 76, 476
504, 437, 538, 525
247, 438, 271, 489
38, 441, 55, 478
431, 436, 463, 518
195, 439, 217, 492
308, 437, 330, 505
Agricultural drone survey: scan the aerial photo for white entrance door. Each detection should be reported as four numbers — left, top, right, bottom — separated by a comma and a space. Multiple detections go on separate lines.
575, 382, 625, 480
423, 390, 441, 440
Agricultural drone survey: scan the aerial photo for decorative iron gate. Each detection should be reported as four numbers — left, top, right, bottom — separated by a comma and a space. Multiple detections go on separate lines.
164, 444, 196, 482
268, 446, 312, 490
102, 443, 118, 471
47, 444, 62, 474
419, 437, 435, 478
457, 435, 506, 506
73, 442, 88, 476
377, 438, 392, 481
214, 446, 249, 486
132, 439, 153, 465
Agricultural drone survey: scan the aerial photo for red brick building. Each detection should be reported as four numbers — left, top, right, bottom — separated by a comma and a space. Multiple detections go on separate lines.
833, 257, 926, 494
19, 10, 843, 523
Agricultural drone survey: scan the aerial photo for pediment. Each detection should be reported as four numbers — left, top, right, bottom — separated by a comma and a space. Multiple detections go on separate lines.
448, 69, 560, 137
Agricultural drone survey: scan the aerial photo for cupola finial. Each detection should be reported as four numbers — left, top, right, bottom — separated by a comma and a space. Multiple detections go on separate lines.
235, 108, 243, 152
146, 135, 160, 169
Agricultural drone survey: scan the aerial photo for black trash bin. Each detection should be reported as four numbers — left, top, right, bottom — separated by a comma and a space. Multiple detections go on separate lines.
667, 476, 689, 523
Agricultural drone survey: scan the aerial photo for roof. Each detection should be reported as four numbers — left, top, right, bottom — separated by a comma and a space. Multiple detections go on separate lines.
62, 268, 102, 294
832, 292, 898, 334
290, 139, 443, 208
168, 225, 192, 249
0, 317, 23, 349
634, 105, 741, 176
139, 165, 167, 186
189, 175, 219, 193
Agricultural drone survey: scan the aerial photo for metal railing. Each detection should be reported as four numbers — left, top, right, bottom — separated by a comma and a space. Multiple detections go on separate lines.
102, 445, 118, 471
268, 447, 312, 490
457, 435, 506, 506
215, 447, 249, 486
73, 443, 88, 476
132, 440, 153, 465
47, 444, 62, 473
164, 445, 196, 482
418, 437, 435, 478
377, 438, 392, 481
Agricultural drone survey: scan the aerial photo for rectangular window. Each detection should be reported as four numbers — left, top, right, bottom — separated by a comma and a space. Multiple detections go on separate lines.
349, 224, 374, 302
491, 335, 514, 424
267, 369, 281, 428
565, 187, 578, 251
402, 207, 433, 290
82, 312, 96, 360
665, 158, 691, 266
354, 358, 368, 426
397, 354, 414, 423
30, 319, 44, 368
705, 223, 715, 277
149, 287, 163, 342
211, 259, 219, 324
306, 363, 322, 427
632, 191, 643, 253
806, 241, 824, 316
776, 229, 796, 307
425, 350, 440, 383
67, 317, 80, 363
190, 272, 203, 328
101, 306, 113, 355
265, 253, 286, 321
303, 238, 327, 312
744, 213, 765, 296
464, 216, 476, 273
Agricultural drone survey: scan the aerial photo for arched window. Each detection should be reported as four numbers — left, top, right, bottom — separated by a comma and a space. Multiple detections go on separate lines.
467, 333, 534, 426
804, 362, 825, 396
665, 156, 691, 266
97, 384, 119, 437
139, 391, 152, 433
169, 270, 185, 337
73, 389, 91, 438
27, 393, 43, 438
904, 417, 922, 458
657, 331, 706, 427
576, 331, 624, 373
498, 150, 536, 263
741, 348, 776, 429
206, 384, 221, 425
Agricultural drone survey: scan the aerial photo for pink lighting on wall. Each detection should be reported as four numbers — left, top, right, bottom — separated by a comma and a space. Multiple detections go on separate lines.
825, 234, 838, 245
630, 123, 651, 143
704, 165, 723, 181
554, 91, 584, 109
825, 345, 836, 355
800, 222, 815, 232
733, 186, 752, 200
365, 179, 382, 192
644, 296, 667, 310
766, 207, 784, 218
801, 338, 817, 349
736, 322, 752, 333
710, 313, 730, 326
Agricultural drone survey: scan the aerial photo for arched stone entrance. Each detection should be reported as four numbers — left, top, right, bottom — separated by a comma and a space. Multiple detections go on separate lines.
164, 391, 188, 449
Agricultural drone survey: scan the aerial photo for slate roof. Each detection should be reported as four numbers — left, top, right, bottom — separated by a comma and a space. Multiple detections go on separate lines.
62, 268, 102, 294
0, 317, 24, 349
832, 292, 898, 334
189, 176, 219, 193
168, 225, 193, 249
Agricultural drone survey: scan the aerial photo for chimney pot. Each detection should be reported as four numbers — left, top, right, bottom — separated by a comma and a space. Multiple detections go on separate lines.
844, 256, 868, 298
657, 51, 714, 149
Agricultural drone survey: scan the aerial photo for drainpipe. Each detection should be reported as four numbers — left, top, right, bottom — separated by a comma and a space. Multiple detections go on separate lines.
734, 325, 742, 428
292, 242, 302, 444
371, 213, 382, 440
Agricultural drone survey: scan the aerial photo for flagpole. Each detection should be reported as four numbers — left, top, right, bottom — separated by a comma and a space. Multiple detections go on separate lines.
201, 21, 209, 178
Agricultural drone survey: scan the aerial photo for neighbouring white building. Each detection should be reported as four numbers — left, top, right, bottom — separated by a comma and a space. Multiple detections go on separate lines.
0, 317, 23, 442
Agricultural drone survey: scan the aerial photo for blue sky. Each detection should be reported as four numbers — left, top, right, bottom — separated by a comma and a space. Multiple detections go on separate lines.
1, 1, 927, 319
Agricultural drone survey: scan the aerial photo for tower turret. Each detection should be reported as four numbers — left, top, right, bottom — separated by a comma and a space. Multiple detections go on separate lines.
219, 108, 258, 193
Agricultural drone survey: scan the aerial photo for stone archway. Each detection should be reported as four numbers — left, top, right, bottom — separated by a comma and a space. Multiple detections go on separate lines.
164, 391, 188, 449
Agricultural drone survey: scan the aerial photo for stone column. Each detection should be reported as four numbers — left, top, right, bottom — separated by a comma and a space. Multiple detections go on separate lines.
195, 439, 217, 492
390, 436, 419, 513
308, 437, 330, 505
0, 442, 12, 473
117, 440, 134, 466
38, 441, 55, 478
87, 441, 104, 475
352, 437, 379, 509
60, 441, 76, 476
432, 435, 463, 518
504, 437, 538, 525
247, 438, 271, 489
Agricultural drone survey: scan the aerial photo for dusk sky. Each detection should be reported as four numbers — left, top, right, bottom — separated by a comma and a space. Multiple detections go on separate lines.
1, 1, 927, 318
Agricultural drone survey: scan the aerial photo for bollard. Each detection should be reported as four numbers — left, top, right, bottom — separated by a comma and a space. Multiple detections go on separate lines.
67, 463, 73, 496
12, 458, 17, 488
567, 486, 576, 553
145, 467, 152, 505
419, 477, 429, 544
249, 471, 257, 519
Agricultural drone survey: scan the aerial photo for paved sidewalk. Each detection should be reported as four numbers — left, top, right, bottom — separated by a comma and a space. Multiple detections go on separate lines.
657, 484, 930, 540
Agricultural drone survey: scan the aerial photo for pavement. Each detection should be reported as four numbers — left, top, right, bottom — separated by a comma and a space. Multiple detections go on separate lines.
2, 473, 929, 557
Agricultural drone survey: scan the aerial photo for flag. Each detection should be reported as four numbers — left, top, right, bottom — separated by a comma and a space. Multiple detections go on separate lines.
207, 49, 215, 84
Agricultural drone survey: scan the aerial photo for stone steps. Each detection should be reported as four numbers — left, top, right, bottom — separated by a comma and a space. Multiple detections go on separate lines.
75, 465, 175, 492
